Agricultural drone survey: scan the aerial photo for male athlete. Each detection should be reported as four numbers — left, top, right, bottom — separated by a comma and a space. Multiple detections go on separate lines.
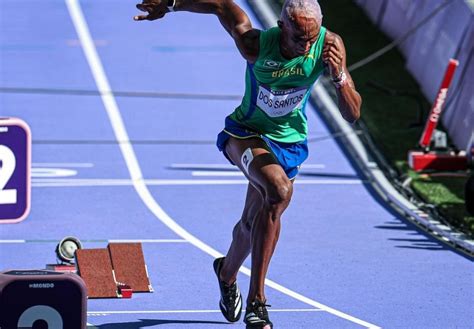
134, 0, 361, 327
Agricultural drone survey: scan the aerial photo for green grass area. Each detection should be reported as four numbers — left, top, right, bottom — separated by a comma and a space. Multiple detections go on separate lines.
412, 175, 474, 235
274, 0, 473, 237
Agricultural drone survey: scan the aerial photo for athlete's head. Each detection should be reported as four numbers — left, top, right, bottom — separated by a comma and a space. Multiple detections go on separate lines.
278, 0, 323, 57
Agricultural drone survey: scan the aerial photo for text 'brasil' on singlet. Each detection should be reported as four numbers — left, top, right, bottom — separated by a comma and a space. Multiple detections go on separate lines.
228, 26, 327, 143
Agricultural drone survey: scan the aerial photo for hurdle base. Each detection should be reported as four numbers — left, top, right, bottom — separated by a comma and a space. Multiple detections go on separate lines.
408, 150, 467, 172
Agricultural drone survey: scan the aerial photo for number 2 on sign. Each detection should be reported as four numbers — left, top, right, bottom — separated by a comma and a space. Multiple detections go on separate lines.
0, 145, 17, 205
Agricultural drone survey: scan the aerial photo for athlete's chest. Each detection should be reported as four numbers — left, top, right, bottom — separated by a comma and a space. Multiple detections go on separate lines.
253, 57, 317, 86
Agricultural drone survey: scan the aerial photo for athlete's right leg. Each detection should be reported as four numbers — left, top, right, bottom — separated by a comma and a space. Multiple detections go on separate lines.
213, 183, 263, 322
219, 183, 263, 285
213, 140, 268, 323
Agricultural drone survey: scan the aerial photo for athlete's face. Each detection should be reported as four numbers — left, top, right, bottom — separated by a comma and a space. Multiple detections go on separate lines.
279, 15, 320, 58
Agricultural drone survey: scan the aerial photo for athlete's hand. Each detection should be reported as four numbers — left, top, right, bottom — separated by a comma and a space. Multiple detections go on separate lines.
134, 0, 168, 21
322, 34, 344, 79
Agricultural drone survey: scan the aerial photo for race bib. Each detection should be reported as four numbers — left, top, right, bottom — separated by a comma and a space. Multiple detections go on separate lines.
256, 85, 308, 117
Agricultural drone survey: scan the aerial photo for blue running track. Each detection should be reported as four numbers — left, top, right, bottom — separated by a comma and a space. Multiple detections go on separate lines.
0, 0, 473, 328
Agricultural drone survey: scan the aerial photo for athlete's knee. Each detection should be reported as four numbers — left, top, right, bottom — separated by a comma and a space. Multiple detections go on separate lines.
264, 177, 293, 209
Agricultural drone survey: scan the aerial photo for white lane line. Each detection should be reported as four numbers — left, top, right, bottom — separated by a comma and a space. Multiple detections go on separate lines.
299, 164, 326, 169
32, 178, 364, 187
108, 239, 188, 243
171, 163, 239, 170
32, 168, 78, 178
0, 239, 187, 244
191, 170, 337, 177
171, 163, 326, 169
66, 1, 378, 328
192, 171, 244, 177
32, 163, 94, 168
88, 308, 324, 315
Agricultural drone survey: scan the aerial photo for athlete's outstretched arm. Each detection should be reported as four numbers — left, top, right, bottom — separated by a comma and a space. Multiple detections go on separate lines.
134, 0, 260, 63
323, 31, 362, 123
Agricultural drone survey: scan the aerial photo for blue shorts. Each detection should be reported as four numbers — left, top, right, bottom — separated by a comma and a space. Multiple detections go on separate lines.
216, 117, 308, 179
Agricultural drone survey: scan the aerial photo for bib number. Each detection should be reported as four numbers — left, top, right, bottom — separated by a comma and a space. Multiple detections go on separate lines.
256, 85, 307, 118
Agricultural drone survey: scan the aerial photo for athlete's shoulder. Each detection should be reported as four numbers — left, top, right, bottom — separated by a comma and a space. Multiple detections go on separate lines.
240, 28, 261, 63
260, 26, 280, 42
263, 26, 280, 35
254, 27, 279, 57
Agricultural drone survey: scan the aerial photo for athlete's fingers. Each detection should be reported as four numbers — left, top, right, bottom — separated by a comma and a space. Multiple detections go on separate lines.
136, 3, 151, 12
134, 14, 149, 21
328, 57, 339, 66
323, 54, 343, 66
323, 42, 337, 52
323, 45, 342, 56
324, 41, 342, 52
323, 47, 343, 62
147, 11, 166, 20
134, 9, 166, 21
323, 46, 343, 59
323, 51, 343, 65
323, 41, 339, 52
323, 54, 342, 68
325, 57, 340, 76
322, 52, 342, 64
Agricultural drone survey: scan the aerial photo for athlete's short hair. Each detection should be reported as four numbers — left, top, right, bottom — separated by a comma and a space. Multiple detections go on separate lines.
281, 0, 323, 25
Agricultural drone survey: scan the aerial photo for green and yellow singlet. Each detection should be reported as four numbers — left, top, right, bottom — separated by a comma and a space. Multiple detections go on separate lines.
228, 26, 327, 143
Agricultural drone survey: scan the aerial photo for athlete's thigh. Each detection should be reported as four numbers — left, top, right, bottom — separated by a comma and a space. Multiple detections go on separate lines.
225, 136, 288, 192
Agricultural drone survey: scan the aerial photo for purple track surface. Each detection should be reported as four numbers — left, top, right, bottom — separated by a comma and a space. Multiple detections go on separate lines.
0, 0, 473, 328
